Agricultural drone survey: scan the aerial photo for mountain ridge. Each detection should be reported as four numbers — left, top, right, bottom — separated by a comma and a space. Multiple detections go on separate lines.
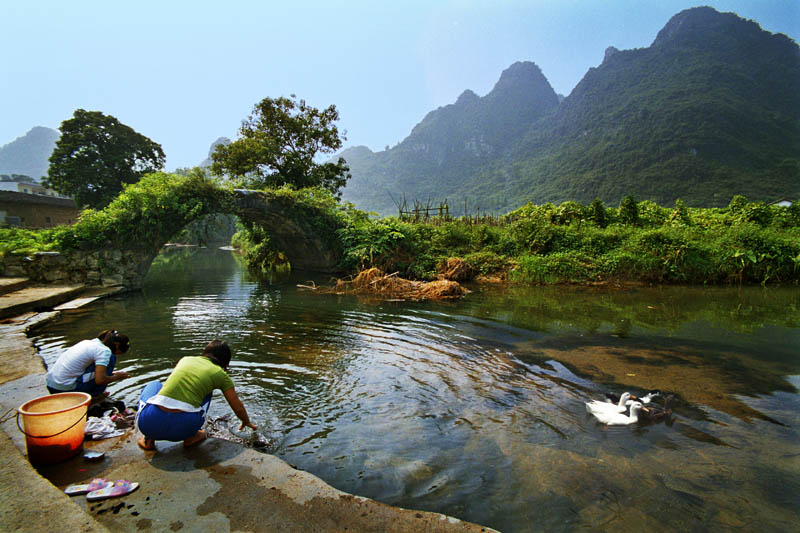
341, 6, 800, 215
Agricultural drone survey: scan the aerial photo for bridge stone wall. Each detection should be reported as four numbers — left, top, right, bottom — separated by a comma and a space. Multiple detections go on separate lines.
2, 249, 158, 289
233, 189, 341, 272
0, 189, 343, 291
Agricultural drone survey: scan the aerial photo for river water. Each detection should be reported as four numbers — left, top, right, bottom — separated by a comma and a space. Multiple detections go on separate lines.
34, 247, 800, 531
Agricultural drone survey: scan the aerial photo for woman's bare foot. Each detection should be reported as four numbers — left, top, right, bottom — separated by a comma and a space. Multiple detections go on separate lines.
183, 430, 207, 447
137, 436, 156, 451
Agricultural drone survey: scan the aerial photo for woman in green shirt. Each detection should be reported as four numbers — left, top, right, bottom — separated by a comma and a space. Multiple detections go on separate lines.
136, 340, 257, 450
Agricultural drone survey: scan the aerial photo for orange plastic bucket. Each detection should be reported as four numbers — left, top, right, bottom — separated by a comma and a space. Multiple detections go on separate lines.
17, 392, 91, 465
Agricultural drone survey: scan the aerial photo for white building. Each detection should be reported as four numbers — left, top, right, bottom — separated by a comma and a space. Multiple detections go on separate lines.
0, 181, 68, 198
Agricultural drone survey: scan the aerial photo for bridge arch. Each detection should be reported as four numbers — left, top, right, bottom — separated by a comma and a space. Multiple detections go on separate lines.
5, 175, 346, 290
119, 188, 345, 288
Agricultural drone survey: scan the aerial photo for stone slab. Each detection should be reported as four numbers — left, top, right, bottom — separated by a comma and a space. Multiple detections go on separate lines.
54, 296, 102, 310
0, 329, 46, 385
0, 277, 29, 296
0, 429, 110, 532
0, 284, 85, 319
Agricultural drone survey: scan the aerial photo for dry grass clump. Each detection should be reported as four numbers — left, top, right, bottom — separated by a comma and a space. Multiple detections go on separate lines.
437, 257, 475, 282
326, 267, 468, 301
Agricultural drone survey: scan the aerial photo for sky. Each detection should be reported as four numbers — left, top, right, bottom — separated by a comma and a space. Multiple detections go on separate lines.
2, 0, 798, 170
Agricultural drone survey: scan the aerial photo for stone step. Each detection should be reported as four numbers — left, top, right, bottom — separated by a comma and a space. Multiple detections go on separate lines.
53, 286, 124, 311
0, 284, 85, 320
0, 277, 29, 296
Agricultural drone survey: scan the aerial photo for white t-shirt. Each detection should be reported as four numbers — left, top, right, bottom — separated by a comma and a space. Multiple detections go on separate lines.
46, 338, 112, 391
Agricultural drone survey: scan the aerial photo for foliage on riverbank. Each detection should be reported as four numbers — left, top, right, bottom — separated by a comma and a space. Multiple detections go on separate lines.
335, 195, 800, 286
2, 171, 798, 287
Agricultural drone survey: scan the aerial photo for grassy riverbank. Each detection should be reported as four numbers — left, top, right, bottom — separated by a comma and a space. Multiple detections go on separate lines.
2, 173, 798, 286
329, 195, 800, 285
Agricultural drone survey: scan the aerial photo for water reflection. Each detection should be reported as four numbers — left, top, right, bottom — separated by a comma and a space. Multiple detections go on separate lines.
34, 248, 800, 532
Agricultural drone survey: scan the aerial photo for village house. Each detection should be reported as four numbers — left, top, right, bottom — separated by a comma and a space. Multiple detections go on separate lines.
0, 183, 78, 227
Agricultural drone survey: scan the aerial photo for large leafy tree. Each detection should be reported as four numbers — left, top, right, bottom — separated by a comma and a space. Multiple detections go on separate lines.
45, 109, 165, 208
211, 95, 350, 195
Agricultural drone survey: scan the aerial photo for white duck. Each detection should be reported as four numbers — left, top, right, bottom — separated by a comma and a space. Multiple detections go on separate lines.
590, 402, 644, 425
585, 392, 632, 417
605, 390, 661, 405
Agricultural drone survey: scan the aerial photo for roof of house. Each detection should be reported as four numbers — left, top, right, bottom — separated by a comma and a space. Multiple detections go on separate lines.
0, 190, 77, 208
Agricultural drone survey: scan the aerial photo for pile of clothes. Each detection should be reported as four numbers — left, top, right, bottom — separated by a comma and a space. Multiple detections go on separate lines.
85, 399, 137, 440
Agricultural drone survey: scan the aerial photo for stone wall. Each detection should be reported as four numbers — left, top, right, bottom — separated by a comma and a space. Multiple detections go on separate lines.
1, 249, 157, 290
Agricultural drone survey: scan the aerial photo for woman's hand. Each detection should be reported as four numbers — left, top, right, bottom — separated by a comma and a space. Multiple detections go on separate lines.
224, 387, 257, 431
113, 371, 130, 380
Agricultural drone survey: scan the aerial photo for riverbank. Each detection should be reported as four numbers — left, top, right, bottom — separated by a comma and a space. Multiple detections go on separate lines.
0, 312, 494, 532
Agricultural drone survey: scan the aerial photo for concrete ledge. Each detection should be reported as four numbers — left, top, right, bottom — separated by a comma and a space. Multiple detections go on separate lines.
0, 430, 109, 532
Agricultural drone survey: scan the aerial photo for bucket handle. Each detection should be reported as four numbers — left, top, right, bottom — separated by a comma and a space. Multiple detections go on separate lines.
16, 411, 87, 439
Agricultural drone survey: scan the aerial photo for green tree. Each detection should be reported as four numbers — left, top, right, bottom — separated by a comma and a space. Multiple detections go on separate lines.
589, 198, 607, 227
619, 195, 639, 226
45, 109, 165, 209
210, 95, 350, 196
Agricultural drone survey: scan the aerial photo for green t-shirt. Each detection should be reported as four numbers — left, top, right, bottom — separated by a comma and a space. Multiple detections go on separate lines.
160, 356, 235, 407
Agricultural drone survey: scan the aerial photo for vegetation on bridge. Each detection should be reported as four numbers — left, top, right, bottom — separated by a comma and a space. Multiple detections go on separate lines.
1, 171, 232, 257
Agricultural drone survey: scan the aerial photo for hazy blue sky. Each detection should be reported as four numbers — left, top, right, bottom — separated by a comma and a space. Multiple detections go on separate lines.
2, 0, 798, 170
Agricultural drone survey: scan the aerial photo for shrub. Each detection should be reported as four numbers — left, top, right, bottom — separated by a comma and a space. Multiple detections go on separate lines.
514, 251, 595, 284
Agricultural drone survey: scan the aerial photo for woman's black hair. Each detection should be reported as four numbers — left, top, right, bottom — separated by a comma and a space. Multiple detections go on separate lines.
97, 329, 130, 354
202, 340, 231, 370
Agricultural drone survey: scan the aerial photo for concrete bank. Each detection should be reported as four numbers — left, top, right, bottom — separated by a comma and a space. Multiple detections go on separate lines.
0, 315, 495, 532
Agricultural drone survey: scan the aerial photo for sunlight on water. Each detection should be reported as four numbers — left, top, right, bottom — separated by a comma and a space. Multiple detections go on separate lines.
33, 248, 800, 532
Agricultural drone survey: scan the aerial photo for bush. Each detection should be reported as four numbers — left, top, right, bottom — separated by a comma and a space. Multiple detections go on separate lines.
514, 251, 595, 284
57, 170, 233, 250
463, 251, 510, 276
0, 228, 60, 257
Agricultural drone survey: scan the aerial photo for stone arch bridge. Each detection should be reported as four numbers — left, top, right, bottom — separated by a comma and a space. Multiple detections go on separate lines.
3, 189, 344, 290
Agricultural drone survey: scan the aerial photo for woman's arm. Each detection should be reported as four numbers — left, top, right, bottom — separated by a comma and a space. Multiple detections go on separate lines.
93, 365, 130, 386
223, 387, 257, 430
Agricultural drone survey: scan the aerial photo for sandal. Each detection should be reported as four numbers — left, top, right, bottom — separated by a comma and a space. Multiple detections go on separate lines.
86, 479, 139, 501
64, 478, 112, 496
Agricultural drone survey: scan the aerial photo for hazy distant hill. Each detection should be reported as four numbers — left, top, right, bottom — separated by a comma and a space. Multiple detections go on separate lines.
0, 126, 59, 181
340, 61, 560, 215
341, 7, 800, 214
199, 137, 231, 168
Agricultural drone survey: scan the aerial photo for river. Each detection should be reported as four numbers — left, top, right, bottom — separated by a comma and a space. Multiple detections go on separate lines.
34, 247, 800, 531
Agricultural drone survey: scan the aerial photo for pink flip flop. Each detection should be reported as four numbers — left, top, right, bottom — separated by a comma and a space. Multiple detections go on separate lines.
64, 478, 112, 496
86, 479, 139, 501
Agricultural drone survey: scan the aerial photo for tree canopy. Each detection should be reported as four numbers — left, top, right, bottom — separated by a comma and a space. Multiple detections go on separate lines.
45, 109, 165, 209
210, 95, 350, 195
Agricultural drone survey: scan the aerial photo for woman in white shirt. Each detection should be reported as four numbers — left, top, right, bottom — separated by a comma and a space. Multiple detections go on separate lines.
46, 330, 131, 399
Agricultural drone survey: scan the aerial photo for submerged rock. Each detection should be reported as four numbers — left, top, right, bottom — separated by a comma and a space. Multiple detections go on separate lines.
205, 414, 272, 449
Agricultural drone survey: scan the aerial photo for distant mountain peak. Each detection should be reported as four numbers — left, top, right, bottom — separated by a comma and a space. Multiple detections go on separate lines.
488, 61, 548, 95
0, 126, 59, 179
653, 6, 755, 48
603, 46, 620, 62
456, 89, 480, 105
207, 137, 231, 158
199, 137, 231, 168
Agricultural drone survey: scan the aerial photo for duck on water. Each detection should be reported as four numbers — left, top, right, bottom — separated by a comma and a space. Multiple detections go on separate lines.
586, 391, 674, 425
